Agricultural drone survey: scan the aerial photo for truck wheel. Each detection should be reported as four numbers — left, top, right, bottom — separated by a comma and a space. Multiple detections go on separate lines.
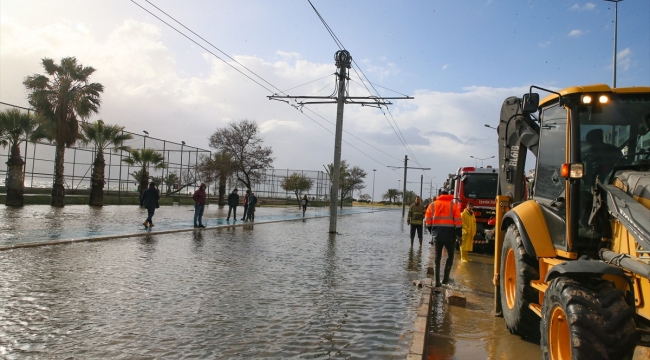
541, 277, 638, 360
500, 224, 541, 339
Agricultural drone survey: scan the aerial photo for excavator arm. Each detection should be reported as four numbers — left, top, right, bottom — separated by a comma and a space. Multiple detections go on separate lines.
496, 95, 540, 203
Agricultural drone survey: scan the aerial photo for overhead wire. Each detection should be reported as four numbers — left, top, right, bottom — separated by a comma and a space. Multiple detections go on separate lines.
306, 0, 422, 167
131, 0, 394, 167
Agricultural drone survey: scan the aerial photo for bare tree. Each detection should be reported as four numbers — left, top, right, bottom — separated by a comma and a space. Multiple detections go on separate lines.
208, 119, 273, 191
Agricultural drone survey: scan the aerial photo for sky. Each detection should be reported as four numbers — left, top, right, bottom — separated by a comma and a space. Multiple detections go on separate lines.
1, 0, 649, 199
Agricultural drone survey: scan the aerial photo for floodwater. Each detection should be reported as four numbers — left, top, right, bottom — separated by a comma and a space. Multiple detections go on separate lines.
0, 204, 380, 248
0, 209, 429, 359
427, 254, 542, 359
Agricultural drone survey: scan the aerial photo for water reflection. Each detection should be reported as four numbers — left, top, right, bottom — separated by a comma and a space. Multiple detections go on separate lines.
407, 246, 423, 272
0, 209, 423, 358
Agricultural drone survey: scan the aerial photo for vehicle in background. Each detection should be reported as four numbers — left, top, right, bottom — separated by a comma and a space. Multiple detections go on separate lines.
447, 166, 498, 251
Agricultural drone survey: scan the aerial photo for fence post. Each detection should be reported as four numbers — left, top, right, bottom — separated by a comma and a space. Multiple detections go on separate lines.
30, 142, 37, 188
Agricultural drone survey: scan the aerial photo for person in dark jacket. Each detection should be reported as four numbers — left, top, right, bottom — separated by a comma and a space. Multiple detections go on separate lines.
240, 189, 251, 220
245, 191, 257, 222
226, 188, 239, 221
407, 196, 425, 246
140, 182, 160, 229
301, 195, 309, 217
193, 183, 207, 228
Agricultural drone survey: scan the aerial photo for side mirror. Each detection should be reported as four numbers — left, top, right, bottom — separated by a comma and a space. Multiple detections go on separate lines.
522, 93, 539, 114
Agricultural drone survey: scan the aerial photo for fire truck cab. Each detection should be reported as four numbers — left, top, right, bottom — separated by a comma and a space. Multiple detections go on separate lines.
448, 166, 498, 249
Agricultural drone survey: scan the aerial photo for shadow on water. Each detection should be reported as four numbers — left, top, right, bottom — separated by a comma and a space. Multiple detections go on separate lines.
407, 245, 423, 272
192, 230, 204, 251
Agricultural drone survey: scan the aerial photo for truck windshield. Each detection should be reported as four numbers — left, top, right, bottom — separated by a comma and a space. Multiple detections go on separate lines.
577, 93, 650, 187
463, 174, 498, 199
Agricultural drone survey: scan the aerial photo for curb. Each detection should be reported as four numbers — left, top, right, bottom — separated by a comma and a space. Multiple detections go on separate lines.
408, 276, 432, 359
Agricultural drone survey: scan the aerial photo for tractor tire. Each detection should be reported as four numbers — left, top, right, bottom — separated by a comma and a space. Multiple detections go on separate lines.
541, 276, 638, 360
500, 224, 541, 340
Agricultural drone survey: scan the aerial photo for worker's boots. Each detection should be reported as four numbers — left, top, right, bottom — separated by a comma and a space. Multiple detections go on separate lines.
434, 263, 442, 287
410, 237, 414, 246
442, 263, 453, 284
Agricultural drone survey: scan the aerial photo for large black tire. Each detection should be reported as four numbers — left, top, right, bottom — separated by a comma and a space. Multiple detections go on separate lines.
500, 224, 541, 340
541, 277, 638, 360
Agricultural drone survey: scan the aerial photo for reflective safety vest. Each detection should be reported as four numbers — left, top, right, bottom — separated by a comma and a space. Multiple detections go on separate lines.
430, 194, 462, 228
424, 203, 435, 226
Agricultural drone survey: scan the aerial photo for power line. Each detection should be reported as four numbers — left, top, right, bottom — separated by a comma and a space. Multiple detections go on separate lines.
306, 0, 422, 166
131, 0, 396, 167
281, 74, 334, 93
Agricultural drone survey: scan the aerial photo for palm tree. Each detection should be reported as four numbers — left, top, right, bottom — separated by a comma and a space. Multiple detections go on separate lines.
0, 109, 46, 206
79, 120, 132, 206
23, 57, 104, 207
382, 188, 402, 203
122, 148, 166, 198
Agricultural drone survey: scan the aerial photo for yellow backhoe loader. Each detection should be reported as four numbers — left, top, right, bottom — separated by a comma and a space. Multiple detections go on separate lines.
492, 84, 650, 359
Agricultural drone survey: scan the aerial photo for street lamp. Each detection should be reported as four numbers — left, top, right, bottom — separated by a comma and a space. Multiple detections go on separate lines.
605, 0, 623, 88
484, 124, 497, 130
470, 155, 495, 168
143, 130, 149, 150
372, 169, 376, 211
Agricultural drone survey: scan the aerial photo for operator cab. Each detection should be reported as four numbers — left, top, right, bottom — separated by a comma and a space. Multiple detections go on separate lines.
530, 85, 650, 255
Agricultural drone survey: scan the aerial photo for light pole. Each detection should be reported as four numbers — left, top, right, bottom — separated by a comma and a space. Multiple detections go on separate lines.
372, 169, 376, 211
470, 155, 495, 168
605, 0, 623, 88
143, 130, 149, 150
484, 124, 497, 130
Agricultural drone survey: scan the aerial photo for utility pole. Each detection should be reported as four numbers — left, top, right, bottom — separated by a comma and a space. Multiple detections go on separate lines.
388, 156, 430, 216
420, 174, 423, 200
269, 50, 412, 233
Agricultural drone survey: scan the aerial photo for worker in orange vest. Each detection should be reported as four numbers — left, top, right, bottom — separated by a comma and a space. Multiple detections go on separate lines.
429, 189, 463, 287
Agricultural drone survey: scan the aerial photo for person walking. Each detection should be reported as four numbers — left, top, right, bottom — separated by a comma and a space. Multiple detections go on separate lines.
193, 183, 207, 228
246, 191, 258, 222
301, 195, 309, 217
240, 189, 251, 221
140, 182, 160, 229
460, 203, 476, 262
429, 189, 462, 287
407, 196, 425, 246
226, 188, 239, 221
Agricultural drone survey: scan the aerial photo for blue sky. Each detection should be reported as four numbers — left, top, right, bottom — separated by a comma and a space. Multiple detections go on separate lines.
1, 0, 649, 197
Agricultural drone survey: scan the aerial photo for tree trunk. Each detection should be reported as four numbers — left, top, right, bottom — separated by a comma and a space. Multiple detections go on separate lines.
5, 144, 25, 206
89, 151, 105, 206
218, 172, 226, 207
294, 190, 301, 208
51, 144, 66, 207
139, 168, 149, 199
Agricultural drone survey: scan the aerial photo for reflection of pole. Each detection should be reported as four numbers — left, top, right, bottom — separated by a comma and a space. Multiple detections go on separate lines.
402, 155, 408, 216
372, 169, 376, 212
329, 50, 351, 234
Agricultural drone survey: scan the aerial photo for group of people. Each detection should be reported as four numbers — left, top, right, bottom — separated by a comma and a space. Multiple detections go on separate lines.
139, 183, 259, 229
407, 191, 477, 287
226, 188, 258, 222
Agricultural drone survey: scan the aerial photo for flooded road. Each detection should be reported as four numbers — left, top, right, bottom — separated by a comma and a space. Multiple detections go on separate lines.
0, 210, 428, 359
426, 254, 542, 359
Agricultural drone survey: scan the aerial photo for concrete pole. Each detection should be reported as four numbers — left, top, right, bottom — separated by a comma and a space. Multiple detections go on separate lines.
329, 50, 351, 234
402, 155, 408, 216
372, 169, 376, 212
420, 174, 423, 200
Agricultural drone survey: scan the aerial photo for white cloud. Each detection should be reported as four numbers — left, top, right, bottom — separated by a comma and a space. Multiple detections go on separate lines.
538, 41, 551, 48
567, 29, 585, 38
442, 64, 449, 70
617, 47, 632, 71
260, 119, 302, 133
362, 59, 401, 80
570, 3, 596, 11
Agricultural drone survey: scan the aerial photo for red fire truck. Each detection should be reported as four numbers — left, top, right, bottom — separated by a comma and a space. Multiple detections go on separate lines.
446, 166, 498, 251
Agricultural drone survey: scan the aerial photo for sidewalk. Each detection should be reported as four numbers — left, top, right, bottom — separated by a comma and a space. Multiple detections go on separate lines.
0, 205, 390, 250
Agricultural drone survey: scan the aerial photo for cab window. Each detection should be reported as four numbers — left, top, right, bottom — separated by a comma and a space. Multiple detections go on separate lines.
534, 105, 567, 201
